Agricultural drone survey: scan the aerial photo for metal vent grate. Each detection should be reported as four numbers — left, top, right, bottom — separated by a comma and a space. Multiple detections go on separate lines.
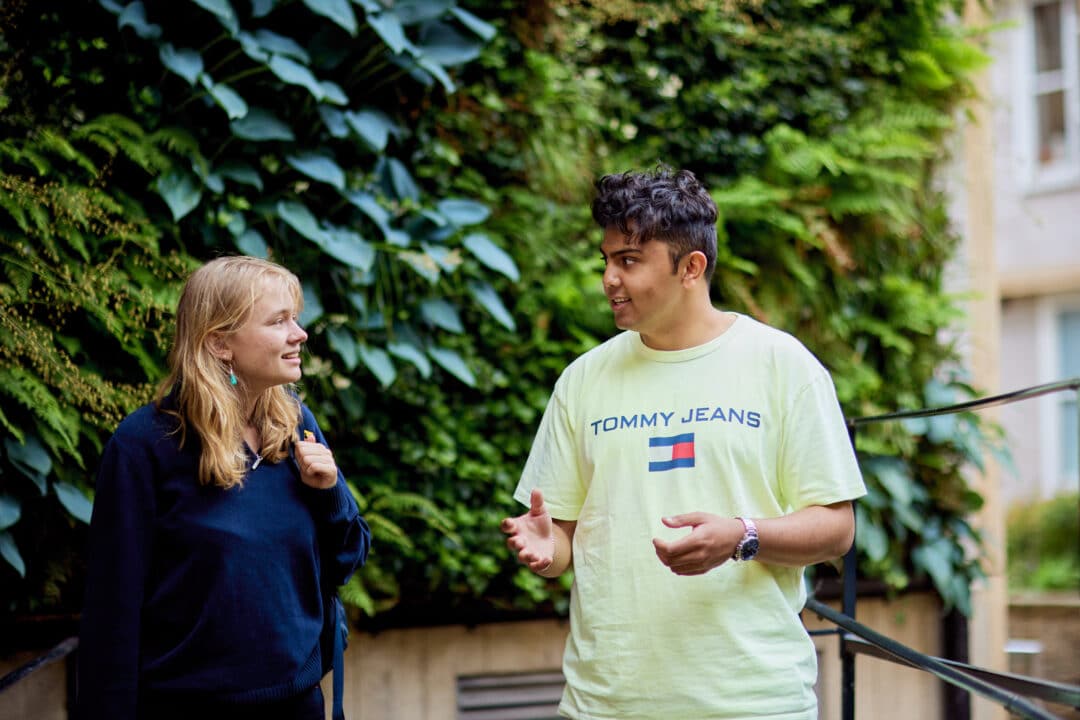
456, 670, 565, 720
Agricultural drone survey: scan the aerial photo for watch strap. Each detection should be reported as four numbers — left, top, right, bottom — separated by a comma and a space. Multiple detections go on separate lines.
732, 516, 759, 562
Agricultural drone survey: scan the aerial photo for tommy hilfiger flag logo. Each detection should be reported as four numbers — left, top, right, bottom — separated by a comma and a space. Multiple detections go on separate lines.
648, 433, 695, 472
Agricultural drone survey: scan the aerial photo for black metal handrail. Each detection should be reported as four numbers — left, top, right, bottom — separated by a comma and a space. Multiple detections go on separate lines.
848, 377, 1080, 427
3, 381, 1079, 718
825, 376, 1080, 720
0, 636, 78, 694
840, 633, 1080, 708
806, 598, 1075, 720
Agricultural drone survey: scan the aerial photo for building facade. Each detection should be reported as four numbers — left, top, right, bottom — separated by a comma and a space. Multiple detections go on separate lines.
991, 0, 1080, 504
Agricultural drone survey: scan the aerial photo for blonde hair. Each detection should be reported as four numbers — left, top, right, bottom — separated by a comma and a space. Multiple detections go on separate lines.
157, 256, 305, 489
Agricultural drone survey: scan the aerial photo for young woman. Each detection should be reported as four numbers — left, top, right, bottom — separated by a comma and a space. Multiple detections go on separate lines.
76, 256, 370, 720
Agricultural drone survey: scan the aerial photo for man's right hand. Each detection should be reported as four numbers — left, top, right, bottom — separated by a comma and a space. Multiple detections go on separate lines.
500, 488, 556, 574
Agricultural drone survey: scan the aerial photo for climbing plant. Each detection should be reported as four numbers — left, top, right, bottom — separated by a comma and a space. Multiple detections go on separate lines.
1, 0, 999, 624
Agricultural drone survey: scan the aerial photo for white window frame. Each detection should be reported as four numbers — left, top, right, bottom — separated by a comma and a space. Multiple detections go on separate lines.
1016, 0, 1080, 193
1035, 292, 1080, 497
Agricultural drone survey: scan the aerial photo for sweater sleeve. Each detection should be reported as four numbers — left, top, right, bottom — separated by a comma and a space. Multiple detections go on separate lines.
75, 422, 156, 720
298, 405, 370, 589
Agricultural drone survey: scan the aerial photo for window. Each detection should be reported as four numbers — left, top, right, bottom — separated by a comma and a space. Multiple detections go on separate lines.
1027, 0, 1080, 186
1058, 309, 1080, 476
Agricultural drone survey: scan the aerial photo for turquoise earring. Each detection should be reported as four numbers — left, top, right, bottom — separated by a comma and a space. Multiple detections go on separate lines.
227, 363, 237, 386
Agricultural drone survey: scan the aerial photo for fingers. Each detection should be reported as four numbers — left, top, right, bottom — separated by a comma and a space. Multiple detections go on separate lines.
662, 512, 707, 529
529, 488, 546, 515
294, 438, 337, 488
653, 539, 711, 575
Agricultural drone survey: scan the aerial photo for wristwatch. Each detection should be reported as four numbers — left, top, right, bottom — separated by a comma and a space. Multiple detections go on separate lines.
732, 517, 759, 562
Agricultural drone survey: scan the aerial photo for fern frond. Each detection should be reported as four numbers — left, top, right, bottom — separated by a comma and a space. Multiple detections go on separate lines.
0, 367, 79, 457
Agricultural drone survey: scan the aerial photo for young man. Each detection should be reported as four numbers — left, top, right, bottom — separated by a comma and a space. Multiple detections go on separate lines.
500, 167, 866, 719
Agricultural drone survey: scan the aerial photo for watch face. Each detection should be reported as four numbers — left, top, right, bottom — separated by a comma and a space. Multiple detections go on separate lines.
740, 538, 759, 561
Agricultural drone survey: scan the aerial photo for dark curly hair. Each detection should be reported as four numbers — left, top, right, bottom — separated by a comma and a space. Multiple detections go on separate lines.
591, 166, 718, 282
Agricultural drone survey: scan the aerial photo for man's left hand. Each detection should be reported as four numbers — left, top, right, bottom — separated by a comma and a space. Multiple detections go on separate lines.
652, 513, 743, 575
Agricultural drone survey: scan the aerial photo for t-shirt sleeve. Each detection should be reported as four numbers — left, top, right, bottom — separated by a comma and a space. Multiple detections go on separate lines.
513, 375, 588, 521
776, 369, 867, 511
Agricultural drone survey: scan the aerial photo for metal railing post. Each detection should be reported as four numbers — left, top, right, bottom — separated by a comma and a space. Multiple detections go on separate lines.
842, 422, 858, 720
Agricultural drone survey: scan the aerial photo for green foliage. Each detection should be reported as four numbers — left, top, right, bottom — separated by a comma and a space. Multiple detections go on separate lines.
0, 68, 190, 608
379, 0, 996, 619
0, 0, 500, 616
1007, 493, 1080, 592
2, 0, 1002, 624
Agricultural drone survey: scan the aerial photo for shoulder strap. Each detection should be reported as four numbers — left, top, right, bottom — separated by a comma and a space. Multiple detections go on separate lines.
331, 596, 346, 720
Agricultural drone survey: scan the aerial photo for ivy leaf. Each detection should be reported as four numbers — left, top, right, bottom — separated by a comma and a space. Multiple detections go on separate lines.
323, 227, 376, 271
190, 0, 239, 34
413, 55, 455, 92
268, 55, 325, 100
0, 494, 20, 531
218, 161, 264, 191
191, 162, 224, 194
399, 250, 441, 283
867, 457, 913, 508
200, 76, 249, 120
450, 6, 495, 41
420, 242, 461, 273
230, 108, 295, 141
319, 107, 350, 138
384, 157, 420, 203
302, 0, 357, 35
463, 233, 519, 281
387, 340, 432, 378
159, 44, 203, 85
235, 229, 268, 257
4, 436, 50, 495
251, 0, 276, 17
927, 414, 957, 444
155, 171, 202, 221
0, 532, 25, 578
286, 152, 346, 190
253, 29, 310, 63
912, 538, 955, 601
276, 201, 326, 243
419, 298, 463, 333
54, 482, 93, 524
300, 283, 324, 326
342, 190, 389, 225
236, 32, 270, 62
436, 198, 489, 226
366, 12, 408, 53
327, 326, 360, 370
117, 2, 162, 39
387, 0, 452, 25
319, 81, 348, 106
427, 346, 475, 387
345, 110, 397, 152
416, 21, 482, 67
855, 507, 889, 562
468, 281, 515, 331
358, 344, 396, 387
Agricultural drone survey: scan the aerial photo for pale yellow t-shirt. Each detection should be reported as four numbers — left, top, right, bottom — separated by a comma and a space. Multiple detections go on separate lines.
514, 314, 866, 719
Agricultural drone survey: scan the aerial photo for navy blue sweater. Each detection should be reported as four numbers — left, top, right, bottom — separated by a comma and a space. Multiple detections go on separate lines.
76, 399, 370, 719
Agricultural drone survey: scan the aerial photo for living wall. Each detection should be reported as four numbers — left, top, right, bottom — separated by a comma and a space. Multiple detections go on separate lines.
1, 0, 995, 627
392, 0, 998, 620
